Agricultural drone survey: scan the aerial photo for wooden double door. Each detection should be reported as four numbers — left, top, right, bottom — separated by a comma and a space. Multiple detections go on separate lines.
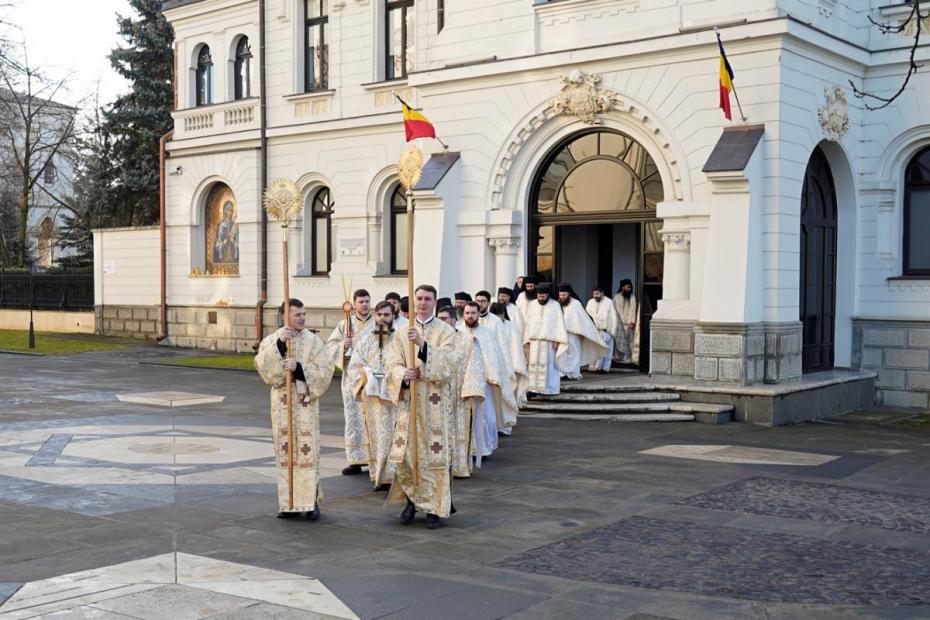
799, 147, 837, 373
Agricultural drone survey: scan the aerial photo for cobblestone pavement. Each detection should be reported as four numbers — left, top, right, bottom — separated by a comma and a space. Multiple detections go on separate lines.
497, 516, 930, 606
1, 348, 930, 619
678, 476, 930, 535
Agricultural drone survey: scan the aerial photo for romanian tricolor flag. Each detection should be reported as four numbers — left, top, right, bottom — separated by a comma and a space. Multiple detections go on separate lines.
398, 96, 437, 142
717, 32, 735, 120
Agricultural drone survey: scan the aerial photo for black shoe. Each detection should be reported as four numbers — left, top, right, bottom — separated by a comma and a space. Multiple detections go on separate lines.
306, 506, 321, 521
276, 511, 297, 519
425, 514, 442, 529
342, 464, 363, 476
373, 484, 390, 492
399, 500, 416, 525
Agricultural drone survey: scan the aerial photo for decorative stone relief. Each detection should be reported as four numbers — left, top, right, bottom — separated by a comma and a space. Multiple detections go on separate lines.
536, 0, 639, 27
490, 72, 683, 211
818, 0, 836, 18
550, 70, 620, 125
818, 86, 849, 141
900, 13, 930, 37
489, 237, 520, 255
375, 87, 411, 108
295, 98, 330, 117
661, 232, 691, 250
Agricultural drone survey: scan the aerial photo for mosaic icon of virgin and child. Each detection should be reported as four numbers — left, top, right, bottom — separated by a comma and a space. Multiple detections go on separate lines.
213, 201, 239, 264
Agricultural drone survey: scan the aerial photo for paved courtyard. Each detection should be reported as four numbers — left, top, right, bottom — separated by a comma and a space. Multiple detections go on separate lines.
1, 346, 929, 619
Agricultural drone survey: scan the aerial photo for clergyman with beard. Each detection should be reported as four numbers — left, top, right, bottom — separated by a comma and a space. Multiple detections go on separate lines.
614, 279, 640, 365
522, 282, 569, 395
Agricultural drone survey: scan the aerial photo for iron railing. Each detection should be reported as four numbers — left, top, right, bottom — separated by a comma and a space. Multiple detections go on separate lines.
0, 273, 94, 311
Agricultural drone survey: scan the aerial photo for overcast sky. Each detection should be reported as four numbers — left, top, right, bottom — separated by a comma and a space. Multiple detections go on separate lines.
3, 0, 133, 109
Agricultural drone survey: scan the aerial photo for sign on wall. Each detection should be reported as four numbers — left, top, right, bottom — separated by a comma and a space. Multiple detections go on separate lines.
338, 236, 366, 258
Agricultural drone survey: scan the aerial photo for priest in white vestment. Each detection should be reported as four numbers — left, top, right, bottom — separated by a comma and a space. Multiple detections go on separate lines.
437, 306, 487, 477
385, 292, 408, 329
459, 301, 518, 449
491, 301, 529, 410
515, 276, 537, 318
585, 286, 620, 373
255, 299, 335, 519
346, 301, 399, 490
523, 283, 569, 395
383, 285, 457, 529
325, 289, 375, 475
614, 279, 640, 365
497, 287, 525, 340
556, 284, 608, 379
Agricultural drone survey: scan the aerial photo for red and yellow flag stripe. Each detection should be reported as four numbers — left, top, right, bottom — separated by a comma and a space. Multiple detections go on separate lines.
399, 98, 437, 142
717, 34, 735, 120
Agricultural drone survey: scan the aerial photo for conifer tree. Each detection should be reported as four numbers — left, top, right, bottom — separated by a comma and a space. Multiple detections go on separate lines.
104, 0, 174, 226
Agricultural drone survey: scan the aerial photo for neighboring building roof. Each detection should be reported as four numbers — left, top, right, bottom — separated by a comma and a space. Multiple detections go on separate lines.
414, 152, 461, 191
702, 124, 765, 173
162, 0, 207, 10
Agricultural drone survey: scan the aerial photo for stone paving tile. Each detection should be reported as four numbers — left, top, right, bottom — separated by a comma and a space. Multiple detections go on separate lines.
201, 601, 345, 619
0, 583, 22, 605
678, 476, 930, 535
92, 584, 255, 620
496, 516, 930, 606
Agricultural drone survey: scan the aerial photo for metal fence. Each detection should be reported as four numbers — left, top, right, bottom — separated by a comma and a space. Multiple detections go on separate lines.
0, 273, 94, 311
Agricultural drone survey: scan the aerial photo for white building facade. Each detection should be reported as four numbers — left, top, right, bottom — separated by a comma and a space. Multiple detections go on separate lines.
95, 0, 930, 407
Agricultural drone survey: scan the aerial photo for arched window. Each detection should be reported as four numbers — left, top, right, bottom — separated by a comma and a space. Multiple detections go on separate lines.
195, 45, 213, 106
904, 147, 930, 276
390, 184, 407, 275
233, 37, 251, 100
309, 187, 333, 274
37, 217, 54, 268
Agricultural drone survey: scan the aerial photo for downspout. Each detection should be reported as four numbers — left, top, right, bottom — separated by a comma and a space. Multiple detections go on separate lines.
157, 129, 173, 342
157, 42, 179, 343
254, 0, 269, 350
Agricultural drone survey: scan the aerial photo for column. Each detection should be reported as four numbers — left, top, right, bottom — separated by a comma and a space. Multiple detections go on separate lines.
489, 237, 520, 290
661, 231, 691, 302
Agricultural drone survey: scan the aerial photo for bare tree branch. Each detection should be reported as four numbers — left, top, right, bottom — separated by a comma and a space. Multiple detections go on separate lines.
850, 0, 927, 111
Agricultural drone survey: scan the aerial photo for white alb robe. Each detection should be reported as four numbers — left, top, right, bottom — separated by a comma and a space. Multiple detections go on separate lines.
326, 313, 375, 465
558, 298, 608, 379
585, 297, 620, 372
523, 299, 569, 395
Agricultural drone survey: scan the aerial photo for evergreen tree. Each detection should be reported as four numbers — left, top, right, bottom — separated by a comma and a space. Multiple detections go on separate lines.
104, 0, 174, 226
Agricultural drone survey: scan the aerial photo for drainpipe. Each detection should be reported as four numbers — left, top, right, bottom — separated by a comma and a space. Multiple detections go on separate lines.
254, 0, 269, 350
157, 129, 174, 342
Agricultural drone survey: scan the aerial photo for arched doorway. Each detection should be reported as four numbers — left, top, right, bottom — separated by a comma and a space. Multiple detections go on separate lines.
800, 146, 837, 372
528, 129, 665, 369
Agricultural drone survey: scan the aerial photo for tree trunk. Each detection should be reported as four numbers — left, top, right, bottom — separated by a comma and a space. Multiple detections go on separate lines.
16, 189, 28, 268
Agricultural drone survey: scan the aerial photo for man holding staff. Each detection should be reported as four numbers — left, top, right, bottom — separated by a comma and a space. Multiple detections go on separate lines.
254, 299, 335, 520
346, 300, 399, 490
383, 285, 457, 529
326, 289, 374, 476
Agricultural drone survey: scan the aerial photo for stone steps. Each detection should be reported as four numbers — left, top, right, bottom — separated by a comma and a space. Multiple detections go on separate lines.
558, 383, 659, 393
521, 401, 732, 414
531, 391, 681, 403
524, 412, 695, 422
522, 385, 734, 424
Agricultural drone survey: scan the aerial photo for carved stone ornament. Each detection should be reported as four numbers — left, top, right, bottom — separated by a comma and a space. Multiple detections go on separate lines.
818, 86, 849, 141
549, 69, 618, 125
661, 232, 691, 250
489, 237, 520, 254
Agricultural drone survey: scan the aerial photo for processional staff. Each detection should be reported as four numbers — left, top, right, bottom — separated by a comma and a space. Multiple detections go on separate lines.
263, 178, 303, 511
